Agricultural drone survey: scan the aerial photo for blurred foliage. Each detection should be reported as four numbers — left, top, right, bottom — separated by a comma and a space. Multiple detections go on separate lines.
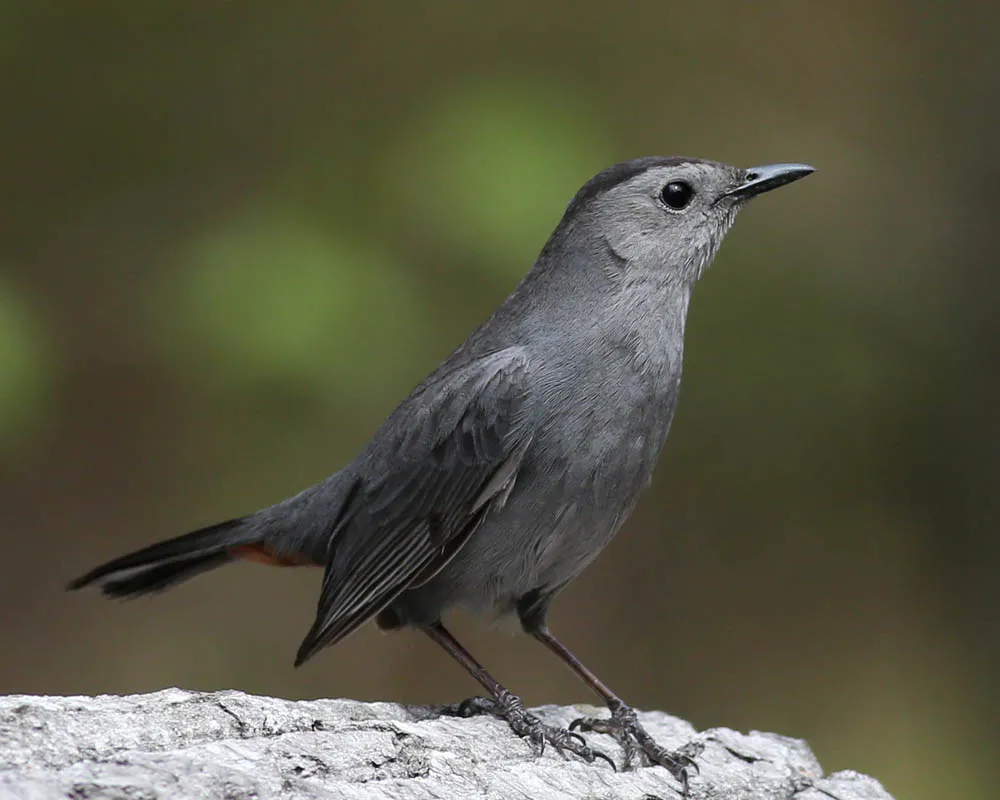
381, 79, 613, 274
160, 210, 429, 401
0, 273, 52, 448
0, 4, 996, 800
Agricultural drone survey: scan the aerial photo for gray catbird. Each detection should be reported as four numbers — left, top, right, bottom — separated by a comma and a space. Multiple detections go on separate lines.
70, 156, 813, 790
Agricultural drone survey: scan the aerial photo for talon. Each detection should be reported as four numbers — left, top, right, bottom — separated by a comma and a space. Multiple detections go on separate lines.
681, 741, 705, 769
565, 730, 588, 748
455, 686, 627, 773
570, 702, 701, 792
593, 749, 618, 771
570, 715, 604, 733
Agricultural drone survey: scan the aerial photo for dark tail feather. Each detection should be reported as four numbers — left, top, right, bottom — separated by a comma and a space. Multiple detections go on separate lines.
68, 517, 252, 598
100, 551, 235, 597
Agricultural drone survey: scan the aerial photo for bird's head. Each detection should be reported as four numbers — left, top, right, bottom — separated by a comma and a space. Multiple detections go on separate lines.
555, 157, 814, 285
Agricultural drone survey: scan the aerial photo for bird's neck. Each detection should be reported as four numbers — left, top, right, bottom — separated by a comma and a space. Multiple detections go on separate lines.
603, 269, 692, 380
504, 251, 693, 380
475, 229, 695, 386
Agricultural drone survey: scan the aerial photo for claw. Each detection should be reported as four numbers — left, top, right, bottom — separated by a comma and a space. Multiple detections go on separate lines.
592, 748, 618, 771
564, 729, 588, 748
454, 693, 614, 770
569, 704, 700, 795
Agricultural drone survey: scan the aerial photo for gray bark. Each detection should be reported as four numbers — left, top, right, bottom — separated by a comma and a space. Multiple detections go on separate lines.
0, 689, 893, 799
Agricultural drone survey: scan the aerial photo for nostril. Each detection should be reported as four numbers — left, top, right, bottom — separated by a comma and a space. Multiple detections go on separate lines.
744, 171, 759, 182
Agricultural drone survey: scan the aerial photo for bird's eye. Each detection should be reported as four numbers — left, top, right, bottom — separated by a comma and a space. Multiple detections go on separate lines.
660, 181, 694, 210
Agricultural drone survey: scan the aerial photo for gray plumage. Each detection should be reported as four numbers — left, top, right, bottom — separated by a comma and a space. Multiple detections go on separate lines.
70, 155, 813, 676
290, 157, 751, 661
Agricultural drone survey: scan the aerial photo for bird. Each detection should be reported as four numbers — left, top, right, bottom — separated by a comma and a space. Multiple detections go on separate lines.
69, 156, 814, 792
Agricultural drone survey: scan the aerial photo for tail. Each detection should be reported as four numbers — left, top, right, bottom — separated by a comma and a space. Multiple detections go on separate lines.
69, 471, 358, 600
68, 517, 267, 598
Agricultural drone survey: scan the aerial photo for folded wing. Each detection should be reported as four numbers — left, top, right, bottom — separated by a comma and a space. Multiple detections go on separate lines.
294, 347, 532, 664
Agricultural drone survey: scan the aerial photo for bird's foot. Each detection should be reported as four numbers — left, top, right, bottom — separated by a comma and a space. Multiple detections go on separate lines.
571, 700, 702, 793
456, 693, 616, 769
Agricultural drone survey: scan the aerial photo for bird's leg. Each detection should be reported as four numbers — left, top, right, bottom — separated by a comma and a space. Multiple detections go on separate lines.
423, 622, 614, 768
530, 625, 702, 793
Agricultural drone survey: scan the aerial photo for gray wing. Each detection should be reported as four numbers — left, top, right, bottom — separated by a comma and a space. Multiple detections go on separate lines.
294, 348, 532, 664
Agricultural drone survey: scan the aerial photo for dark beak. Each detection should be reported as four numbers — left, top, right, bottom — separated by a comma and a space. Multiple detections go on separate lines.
724, 163, 815, 201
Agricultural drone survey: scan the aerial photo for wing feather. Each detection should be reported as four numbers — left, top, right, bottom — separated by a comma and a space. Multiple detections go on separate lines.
294, 348, 531, 664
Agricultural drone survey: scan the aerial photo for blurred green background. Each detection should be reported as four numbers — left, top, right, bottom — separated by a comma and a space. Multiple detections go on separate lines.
1, 3, 997, 798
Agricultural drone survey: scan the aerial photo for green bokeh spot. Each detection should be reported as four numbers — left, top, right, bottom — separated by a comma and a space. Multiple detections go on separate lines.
385, 79, 612, 276
0, 276, 51, 450
162, 213, 428, 399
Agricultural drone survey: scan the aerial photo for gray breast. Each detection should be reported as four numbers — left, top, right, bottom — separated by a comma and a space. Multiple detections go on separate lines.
399, 349, 682, 622
395, 281, 689, 624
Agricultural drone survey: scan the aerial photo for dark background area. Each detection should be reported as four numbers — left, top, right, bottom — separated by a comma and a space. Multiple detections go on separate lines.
1, 3, 997, 798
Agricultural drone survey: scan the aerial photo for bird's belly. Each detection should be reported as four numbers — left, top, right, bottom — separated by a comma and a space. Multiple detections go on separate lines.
391, 352, 681, 627
398, 422, 663, 623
